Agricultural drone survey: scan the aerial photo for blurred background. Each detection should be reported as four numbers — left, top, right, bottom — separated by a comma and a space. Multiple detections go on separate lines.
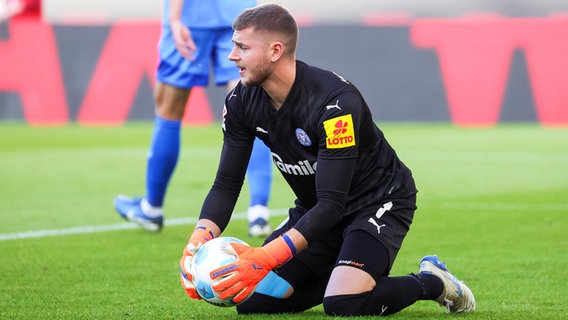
42, 0, 568, 22
1, 0, 568, 126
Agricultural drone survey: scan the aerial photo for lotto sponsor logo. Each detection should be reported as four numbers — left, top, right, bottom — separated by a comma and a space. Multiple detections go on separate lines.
323, 114, 356, 148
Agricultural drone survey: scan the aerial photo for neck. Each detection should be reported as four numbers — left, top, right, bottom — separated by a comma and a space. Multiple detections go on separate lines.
262, 59, 296, 111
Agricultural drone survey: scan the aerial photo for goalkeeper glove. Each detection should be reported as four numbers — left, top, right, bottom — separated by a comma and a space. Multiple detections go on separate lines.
211, 235, 295, 303
179, 225, 214, 300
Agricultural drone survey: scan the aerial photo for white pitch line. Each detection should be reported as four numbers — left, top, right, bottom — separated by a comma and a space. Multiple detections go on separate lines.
2, 201, 566, 242
0, 209, 289, 242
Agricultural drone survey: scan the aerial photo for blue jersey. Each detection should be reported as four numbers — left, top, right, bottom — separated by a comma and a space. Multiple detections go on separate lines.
162, 0, 257, 29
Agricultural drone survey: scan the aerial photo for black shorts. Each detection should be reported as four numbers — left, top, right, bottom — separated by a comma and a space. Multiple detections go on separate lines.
265, 192, 416, 284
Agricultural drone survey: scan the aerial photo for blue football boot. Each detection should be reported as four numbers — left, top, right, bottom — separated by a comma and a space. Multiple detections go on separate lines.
114, 195, 163, 232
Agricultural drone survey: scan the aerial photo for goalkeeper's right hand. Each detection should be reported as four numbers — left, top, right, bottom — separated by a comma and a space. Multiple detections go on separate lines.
179, 225, 215, 300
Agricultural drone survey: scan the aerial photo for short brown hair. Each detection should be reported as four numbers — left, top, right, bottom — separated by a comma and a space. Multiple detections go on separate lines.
233, 3, 298, 56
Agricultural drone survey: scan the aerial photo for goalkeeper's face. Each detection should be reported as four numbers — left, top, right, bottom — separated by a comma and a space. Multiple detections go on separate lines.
229, 27, 274, 87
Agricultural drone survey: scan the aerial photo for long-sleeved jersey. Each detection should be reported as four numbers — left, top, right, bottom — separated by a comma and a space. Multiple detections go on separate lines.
200, 61, 416, 242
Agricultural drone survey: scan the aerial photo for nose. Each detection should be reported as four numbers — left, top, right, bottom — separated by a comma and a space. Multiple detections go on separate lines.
228, 46, 238, 62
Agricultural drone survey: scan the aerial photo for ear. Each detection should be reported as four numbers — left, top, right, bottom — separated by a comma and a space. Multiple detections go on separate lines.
270, 41, 284, 62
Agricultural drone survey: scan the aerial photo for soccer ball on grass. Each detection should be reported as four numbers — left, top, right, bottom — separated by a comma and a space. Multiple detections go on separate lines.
189, 236, 253, 307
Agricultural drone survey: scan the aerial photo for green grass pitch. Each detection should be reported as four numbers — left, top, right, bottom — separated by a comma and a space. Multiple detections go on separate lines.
0, 123, 566, 319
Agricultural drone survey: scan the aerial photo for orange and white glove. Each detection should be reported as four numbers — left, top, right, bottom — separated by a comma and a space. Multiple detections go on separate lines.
211, 235, 295, 303
179, 226, 214, 300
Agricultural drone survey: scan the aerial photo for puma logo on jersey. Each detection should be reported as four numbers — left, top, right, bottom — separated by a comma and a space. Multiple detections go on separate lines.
256, 127, 268, 134
326, 100, 341, 111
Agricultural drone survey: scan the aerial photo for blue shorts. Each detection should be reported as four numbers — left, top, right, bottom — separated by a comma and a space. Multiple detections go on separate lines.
156, 27, 239, 89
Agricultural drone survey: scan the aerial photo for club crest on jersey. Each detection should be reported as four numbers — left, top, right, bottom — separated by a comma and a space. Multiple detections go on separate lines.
323, 114, 356, 148
295, 128, 312, 146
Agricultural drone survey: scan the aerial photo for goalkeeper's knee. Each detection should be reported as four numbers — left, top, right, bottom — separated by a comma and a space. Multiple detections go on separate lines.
323, 292, 372, 317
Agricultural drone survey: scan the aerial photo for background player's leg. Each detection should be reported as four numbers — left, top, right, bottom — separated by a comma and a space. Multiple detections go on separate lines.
145, 82, 189, 208
114, 81, 189, 231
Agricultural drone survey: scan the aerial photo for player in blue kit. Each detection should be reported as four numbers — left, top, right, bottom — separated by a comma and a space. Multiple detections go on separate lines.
114, 0, 272, 237
179, 3, 476, 316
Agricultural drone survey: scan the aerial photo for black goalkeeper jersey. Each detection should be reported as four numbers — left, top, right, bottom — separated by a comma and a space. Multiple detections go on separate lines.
200, 60, 416, 242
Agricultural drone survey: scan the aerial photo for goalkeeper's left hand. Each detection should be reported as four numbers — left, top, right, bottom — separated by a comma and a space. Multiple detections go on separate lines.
180, 225, 215, 299
211, 235, 295, 303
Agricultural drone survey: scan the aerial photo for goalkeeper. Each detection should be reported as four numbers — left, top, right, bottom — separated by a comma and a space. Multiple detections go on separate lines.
180, 3, 475, 316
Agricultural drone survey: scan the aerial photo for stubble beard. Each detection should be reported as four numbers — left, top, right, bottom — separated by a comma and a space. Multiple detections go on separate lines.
241, 58, 272, 87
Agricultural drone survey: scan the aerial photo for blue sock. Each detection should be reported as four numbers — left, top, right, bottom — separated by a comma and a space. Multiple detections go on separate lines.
145, 116, 181, 207
247, 138, 272, 206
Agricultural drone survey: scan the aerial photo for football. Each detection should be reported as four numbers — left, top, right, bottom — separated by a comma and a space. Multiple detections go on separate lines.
190, 237, 251, 307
